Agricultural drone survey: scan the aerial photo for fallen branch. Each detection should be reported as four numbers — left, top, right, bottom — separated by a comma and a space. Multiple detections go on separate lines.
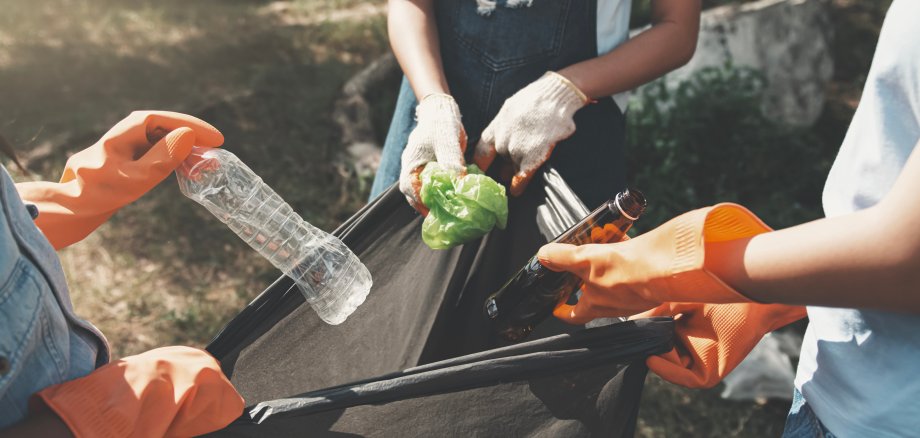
332, 52, 399, 177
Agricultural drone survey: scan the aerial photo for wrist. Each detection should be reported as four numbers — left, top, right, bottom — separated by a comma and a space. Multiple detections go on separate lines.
418, 92, 454, 104
415, 93, 461, 124
703, 238, 755, 296
545, 71, 589, 105
645, 204, 773, 304
409, 77, 450, 103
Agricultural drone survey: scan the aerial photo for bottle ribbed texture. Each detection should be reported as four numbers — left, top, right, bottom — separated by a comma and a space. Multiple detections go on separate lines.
177, 147, 372, 325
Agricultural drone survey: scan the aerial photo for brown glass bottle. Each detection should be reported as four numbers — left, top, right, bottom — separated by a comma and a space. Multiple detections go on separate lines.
483, 188, 647, 342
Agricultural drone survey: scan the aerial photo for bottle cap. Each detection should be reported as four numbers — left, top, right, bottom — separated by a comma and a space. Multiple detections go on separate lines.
177, 146, 220, 182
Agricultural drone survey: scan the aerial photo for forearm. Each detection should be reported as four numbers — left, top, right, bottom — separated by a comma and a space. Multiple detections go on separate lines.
388, 0, 449, 98
706, 209, 920, 312
558, 0, 701, 98
707, 141, 920, 313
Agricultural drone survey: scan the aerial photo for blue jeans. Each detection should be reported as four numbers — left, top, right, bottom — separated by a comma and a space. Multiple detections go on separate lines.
370, 0, 627, 210
369, 76, 417, 199
0, 167, 107, 428
783, 388, 836, 438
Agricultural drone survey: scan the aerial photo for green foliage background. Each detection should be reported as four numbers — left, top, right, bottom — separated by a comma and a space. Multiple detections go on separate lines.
626, 65, 837, 232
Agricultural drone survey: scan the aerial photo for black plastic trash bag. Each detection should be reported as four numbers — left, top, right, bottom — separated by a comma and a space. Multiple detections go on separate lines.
204, 168, 673, 437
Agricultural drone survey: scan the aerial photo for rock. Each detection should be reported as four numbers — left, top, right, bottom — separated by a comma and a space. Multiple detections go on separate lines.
638, 0, 834, 126
721, 332, 799, 402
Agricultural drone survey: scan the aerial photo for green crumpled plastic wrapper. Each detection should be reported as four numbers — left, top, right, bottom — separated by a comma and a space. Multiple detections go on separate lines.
419, 162, 508, 250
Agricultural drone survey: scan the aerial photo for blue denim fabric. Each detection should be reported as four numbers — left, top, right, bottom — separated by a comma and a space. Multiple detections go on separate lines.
371, 0, 627, 209
783, 388, 837, 438
0, 167, 108, 428
370, 76, 418, 199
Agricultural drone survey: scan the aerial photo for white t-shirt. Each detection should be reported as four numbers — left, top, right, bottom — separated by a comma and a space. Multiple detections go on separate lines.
796, 1, 920, 436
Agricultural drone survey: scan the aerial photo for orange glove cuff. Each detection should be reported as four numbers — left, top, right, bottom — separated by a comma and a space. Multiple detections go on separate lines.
32, 346, 243, 438
645, 203, 772, 304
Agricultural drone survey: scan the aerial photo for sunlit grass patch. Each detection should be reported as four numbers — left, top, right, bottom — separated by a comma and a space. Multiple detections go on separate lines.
2, 0, 386, 358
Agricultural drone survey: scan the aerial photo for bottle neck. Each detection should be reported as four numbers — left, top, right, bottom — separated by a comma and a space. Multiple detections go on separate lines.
177, 146, 220, 181
554, 200, 633, 245
613, 194, 639, 221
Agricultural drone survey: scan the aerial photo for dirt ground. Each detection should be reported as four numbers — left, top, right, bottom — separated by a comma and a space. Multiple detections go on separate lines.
3, 0, 392, 355
0, 0, 889, 436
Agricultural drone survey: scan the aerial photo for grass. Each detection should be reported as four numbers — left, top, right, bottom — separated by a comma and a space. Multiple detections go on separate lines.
2, 0, 389, 356
637, 375, 791, 437
0, 0, 890, 436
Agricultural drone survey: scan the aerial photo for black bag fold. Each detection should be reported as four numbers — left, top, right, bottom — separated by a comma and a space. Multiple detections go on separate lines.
205, 168, 673, 437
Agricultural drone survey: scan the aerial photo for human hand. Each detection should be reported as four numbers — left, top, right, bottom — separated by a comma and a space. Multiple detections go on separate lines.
399, 93, 467, 215
16, 111, 223, 249
633, 302, 806, 388
32, 346, 243, 438
538, 239, 666, 323
538, 204, 773, 323
473, 72, 587, 196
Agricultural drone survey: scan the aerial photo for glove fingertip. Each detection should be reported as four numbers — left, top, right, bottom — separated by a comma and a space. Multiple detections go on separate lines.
443, 157, 467, 174
146, 111, 224, 147
406, 194, 429, 217
509, 170, 535, 197
473, 140, 496, 172
400, 169, 429, 216
536, 243, 577, 271
552, 304, 575, 322
554, 301, 594, 325
198, 129, 224, 148
161, 127, 197, 162
647, 356, 714, 389
194, 121, 224, 147
458, 128, 469, 154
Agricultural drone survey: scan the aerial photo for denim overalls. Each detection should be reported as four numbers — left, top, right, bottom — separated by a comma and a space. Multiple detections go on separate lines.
0, 166, 108, 428
371, 0, 627, 210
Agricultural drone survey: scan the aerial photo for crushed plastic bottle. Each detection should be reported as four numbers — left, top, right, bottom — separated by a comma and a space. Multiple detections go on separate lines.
176, 146, 372, 325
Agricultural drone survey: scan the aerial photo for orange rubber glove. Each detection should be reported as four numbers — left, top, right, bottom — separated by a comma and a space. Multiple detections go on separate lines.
15, 111, 224, 249
539, 203, 772, 323
633, 302, 806, 388
31, 346, 244, 438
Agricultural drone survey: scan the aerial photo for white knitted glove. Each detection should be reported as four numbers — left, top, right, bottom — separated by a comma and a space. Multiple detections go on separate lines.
474, 71, 588, 196
400, 93, 467, 214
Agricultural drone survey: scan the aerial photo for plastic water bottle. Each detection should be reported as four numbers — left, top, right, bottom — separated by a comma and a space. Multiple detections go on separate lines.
176, 146, 372, 325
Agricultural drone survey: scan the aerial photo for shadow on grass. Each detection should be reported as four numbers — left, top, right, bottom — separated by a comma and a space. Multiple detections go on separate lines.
1, 0, 392, 356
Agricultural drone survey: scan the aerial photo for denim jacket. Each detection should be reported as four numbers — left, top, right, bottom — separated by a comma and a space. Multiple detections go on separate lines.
0, 166, 108, 428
